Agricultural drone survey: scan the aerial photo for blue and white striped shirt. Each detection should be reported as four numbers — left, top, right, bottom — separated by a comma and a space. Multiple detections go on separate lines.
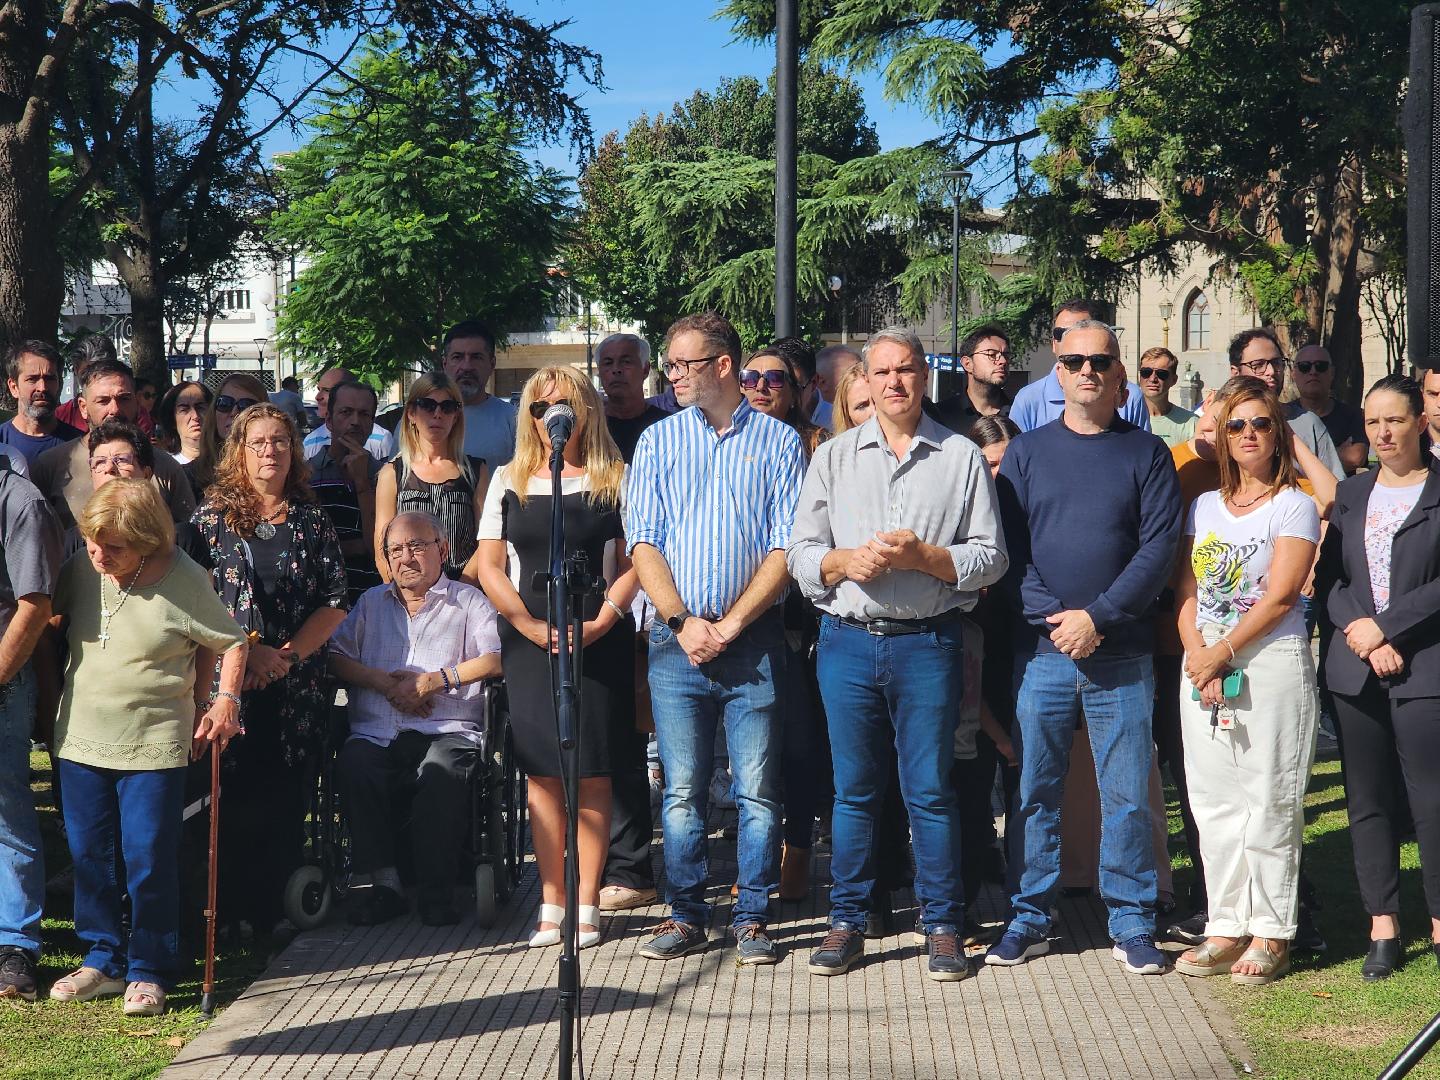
626, 399, 803, 619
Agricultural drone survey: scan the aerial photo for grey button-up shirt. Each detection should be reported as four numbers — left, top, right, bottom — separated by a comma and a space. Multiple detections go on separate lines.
786, 413, 1008, 620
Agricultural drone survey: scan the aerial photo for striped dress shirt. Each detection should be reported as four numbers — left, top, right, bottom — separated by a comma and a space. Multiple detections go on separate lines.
626, 398, 803, 619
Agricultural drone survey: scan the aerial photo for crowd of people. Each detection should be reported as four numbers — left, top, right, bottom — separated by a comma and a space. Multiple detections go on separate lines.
0, 301, 1437, 1017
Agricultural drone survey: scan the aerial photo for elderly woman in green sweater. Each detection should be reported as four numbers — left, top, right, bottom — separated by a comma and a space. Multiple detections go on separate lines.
45, 479, 247, 1016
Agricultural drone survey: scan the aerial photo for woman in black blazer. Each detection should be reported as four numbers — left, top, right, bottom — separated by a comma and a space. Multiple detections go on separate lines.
1317, 374, 1440, 982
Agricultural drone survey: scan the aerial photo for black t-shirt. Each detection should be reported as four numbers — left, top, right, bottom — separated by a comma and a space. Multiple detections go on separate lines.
1319, 398, 1367, 451
606, 405, 669, 464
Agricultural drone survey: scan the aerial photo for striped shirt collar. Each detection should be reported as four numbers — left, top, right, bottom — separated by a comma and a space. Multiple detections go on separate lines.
854, 411, 948, 455
681, 394, 755, 438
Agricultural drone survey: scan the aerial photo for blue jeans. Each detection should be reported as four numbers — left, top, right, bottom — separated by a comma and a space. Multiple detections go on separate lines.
1009, 649, 1157, 942
0, 667, 42, 956
648, 610, 784, 928
59, 760, 186, 988
817, 616, 966, 930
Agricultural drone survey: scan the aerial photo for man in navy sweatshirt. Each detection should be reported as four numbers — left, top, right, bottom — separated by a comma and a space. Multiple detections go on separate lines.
985, 319, 1181, 976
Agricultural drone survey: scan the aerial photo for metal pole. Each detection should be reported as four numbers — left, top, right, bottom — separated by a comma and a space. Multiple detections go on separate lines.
1379, 1010, 1440, 1080
774, 0, 798, 337
950, 194, 960, 367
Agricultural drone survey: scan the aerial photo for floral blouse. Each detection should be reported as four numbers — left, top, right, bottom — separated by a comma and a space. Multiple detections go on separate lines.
191, 499, 348, 766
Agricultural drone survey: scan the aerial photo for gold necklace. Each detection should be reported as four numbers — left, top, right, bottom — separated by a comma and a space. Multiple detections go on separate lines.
1230, 487, 1272, 509
99, 557, 146, 648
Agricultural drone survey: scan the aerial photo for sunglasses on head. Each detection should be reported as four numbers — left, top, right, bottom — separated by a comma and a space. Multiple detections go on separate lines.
411, 397, 461, 416
528, 398, 573, 419
1057, 353, 1117, 374
1294, 360, 1330, 374
740, 369, 787, 391
214, 394, 259, 414
1224, 416, 1276, 436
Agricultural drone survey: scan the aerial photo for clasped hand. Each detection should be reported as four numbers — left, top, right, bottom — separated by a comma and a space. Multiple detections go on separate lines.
845, 530, 925, 583
243, 642, 295, 691
1046, 609, 1102, 659
384, 669, 437, 717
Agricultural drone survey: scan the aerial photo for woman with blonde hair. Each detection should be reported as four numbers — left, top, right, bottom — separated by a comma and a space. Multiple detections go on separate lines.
374, 371, 487, 582
187, 372, 267, 499
475, 365, 639, 949
831, 362, 872, 434
46, 479, 247, 1015
191, 403, 348, 935
1174, 382, 1320, 985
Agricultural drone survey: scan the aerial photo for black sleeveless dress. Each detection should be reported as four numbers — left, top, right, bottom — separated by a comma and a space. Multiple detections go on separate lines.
493, 477, 635, 779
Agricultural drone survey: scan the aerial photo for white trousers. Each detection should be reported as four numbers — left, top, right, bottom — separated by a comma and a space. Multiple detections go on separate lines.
1180, 628, 1317, 939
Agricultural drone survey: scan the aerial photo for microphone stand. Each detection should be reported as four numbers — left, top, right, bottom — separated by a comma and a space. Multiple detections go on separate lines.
539, 433, 599, 1080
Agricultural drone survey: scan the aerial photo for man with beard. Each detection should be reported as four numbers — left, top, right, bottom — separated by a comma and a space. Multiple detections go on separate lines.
0, 342, 82, 466
931, 324, 1014, 437
440, 320, 516, 468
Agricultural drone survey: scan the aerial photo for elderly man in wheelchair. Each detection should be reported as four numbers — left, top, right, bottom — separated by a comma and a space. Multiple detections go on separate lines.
328, 510, 501, 927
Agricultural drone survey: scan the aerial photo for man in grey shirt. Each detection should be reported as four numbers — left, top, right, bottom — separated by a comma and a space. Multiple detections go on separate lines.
440, 319, 516, 468
786, 325, 1008, 984
1222, 329, 1345, 481
0, 456, 63, 1001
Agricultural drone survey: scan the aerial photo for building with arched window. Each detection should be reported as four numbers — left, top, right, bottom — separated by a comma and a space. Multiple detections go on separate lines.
1183, 289, 1210, 352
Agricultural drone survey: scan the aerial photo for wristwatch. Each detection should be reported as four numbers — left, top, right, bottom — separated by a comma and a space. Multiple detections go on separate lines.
666, 609, 694, 632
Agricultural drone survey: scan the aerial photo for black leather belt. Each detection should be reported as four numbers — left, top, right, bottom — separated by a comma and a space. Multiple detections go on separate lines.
836, 609, 963, 636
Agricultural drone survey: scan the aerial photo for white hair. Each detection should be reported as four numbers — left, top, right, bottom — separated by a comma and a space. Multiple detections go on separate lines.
381, 510, 446, 554
595, 333, 652, 368
861, 326, 925, 371
1058, 319, 1121, 354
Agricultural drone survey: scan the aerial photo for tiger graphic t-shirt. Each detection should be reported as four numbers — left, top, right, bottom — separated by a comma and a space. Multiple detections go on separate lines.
1185, 486, 1320, 644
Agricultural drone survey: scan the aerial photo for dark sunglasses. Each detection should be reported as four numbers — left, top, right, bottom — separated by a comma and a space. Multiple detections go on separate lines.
1138, 366, 1175, 382
740, 369, 787, 391
1224, 416, 1276, 436
1057, 353, 1117, 373
528, 398, 573, 419
1294, 360, 1330, 375
411, 397, 461, 416
214, 394, 259, 414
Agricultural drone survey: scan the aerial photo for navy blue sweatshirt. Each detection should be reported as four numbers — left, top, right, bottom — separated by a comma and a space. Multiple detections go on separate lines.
996, 416, 1181, 658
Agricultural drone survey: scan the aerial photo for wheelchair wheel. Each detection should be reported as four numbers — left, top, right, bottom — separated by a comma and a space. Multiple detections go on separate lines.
474, 863, 499, 927
283, 864, 333, 930
497, 724, 527, 898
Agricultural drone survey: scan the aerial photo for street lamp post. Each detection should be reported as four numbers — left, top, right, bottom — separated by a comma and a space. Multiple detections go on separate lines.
940, 168, 971, 400
254, 337, 269, 384
1159, 301, 1174, 349
828, 275, 846, 344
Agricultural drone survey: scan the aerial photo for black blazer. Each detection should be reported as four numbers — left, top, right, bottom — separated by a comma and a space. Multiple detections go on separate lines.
1317, 461, 1440, 699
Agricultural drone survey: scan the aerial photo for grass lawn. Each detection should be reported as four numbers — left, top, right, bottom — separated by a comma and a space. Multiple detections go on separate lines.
0, 751, 270, 1080
1174, 756, 1440, 1080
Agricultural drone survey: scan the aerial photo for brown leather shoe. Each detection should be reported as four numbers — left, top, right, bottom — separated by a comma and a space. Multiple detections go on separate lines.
779, 843, 811, 901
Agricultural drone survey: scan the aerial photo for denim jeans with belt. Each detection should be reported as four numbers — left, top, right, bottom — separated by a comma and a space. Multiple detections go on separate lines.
1009, 649, 1157, 943
648, 609, 784, 929
0, 667, 42, 956
59, 760, 186, 988
817, 615, 966, 931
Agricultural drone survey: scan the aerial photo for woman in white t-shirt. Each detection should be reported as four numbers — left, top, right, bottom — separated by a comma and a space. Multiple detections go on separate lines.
1317, 374, 1440, 983
1174, 383, 1320, 986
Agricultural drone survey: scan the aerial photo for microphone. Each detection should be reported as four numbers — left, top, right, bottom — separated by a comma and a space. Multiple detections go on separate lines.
543, 402, 576, 447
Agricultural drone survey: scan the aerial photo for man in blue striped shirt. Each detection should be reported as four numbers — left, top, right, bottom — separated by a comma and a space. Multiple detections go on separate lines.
626, 312, 804, 966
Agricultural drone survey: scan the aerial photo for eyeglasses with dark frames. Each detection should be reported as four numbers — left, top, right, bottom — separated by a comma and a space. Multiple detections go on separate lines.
528, 398, 574, 419
661, 354, 722, 378
1236, 356, 1288, 375
214, 394, 259, 414
384, 538, 441, 560
1294, 360, 1330, 375
740, 369, 788, 391
1138, 366, 1175, 382
412, 397, 462, 416
1057, 353, 1118, 374
1224, 416, 1276, 436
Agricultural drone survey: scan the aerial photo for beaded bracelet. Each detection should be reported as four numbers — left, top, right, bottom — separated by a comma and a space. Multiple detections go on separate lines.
439, 668, 453, 692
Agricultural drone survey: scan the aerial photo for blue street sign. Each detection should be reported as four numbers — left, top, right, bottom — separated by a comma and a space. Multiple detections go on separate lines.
167, 353, 217, 370
925, 352, 957, 372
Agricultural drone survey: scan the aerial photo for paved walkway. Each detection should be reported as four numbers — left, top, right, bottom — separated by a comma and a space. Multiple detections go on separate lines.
166, 826, 1247, 1080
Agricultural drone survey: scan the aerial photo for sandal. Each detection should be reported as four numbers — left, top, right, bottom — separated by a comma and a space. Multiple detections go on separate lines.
1175, 936, 1251, 977
123, 981, 167, 1017
49, 966, 124, 1002
1231, 942, 1290, 985
529, 904, 564, 949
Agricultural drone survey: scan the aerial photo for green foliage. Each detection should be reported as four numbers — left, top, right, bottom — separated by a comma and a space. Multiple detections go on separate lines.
268, 38, 568, 383
569, 62, 988, 350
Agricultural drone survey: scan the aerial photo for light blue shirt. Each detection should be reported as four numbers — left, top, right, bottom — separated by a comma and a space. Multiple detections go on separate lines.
462, 396, 518, 468
1009, 369, 1152, 432
303, 422, 396, 462
626, 398, 803, 619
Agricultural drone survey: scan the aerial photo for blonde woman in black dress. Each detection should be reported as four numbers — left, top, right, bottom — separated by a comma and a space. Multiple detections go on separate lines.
475, 366, 638, 949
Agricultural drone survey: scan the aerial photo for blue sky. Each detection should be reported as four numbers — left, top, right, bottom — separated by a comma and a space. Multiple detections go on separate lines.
223, 0, 947, 178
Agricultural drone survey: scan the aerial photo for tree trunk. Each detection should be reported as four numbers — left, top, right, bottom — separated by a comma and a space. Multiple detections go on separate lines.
1308, 157, 1365, 403
107, 237, 166, 387
0, 13, 66, 351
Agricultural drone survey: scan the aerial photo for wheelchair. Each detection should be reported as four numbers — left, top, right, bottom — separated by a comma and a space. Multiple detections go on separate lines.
281, 678, 528, 930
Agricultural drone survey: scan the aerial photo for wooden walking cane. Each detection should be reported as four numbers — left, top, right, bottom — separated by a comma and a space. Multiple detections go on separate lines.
200, 742, 221, 1018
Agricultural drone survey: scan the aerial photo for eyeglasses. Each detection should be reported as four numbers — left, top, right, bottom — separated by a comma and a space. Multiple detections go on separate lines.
740, 369, 787, 391
412, 397, 462, 416
1224, 416, 1276, 436
1057, 353, 1117, 373
661, 355, 721, 378
89, 453, 138, 472
175, 400, 208, 415
1138, 366, 1175, 382
971, 349, 1012, 362
1236, 357, 1287, 375
384, 538, 439, 560
528, 398, 573, 419
244, 436, 292, 454
215, 394, 260, 414
1294, 360, 1330, 374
